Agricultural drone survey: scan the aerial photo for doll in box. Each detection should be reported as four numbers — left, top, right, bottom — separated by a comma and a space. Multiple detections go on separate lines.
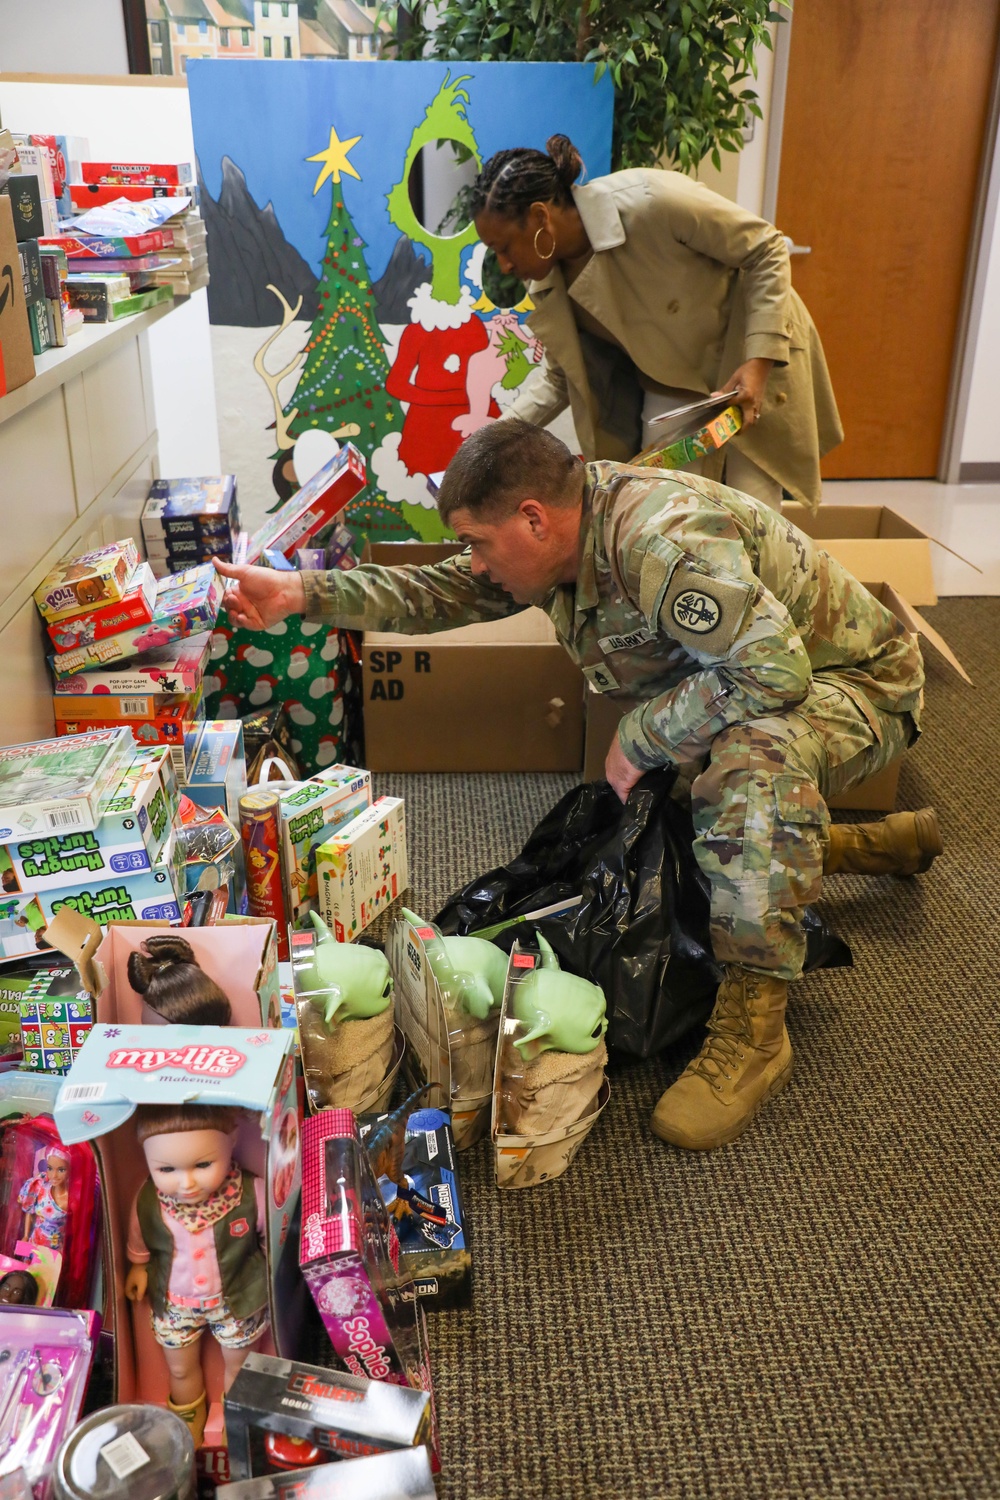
128, 934, 232, 1025
19, 1143, 71, 1251
2, 1119, 99, 1309
124, 1102, 269, 1446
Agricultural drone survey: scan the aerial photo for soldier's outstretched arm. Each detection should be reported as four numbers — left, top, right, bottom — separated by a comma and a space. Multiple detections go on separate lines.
216, 551, 523, 637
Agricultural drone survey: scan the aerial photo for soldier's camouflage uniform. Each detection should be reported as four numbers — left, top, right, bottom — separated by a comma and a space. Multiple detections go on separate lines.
302, 464, 924, 982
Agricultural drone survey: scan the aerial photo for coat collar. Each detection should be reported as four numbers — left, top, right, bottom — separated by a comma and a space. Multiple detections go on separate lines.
572, 179, 627, 252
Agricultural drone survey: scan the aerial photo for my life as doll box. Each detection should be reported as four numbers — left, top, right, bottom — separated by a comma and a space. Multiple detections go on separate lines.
277, 766, 371, 927
53, 1026, 304, 1433
315, 797, 408, 943
299, 1110, 439, 1468
0, 744, 179, 893
357, 1105, 470, 1308
224, 1353, 431, 1480
218, 1447, 437, 1499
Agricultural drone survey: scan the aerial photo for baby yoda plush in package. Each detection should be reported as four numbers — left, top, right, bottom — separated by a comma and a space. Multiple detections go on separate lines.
291, 911, 403, 1112
387, 912, 508, 1151
493, 935, 610, 1189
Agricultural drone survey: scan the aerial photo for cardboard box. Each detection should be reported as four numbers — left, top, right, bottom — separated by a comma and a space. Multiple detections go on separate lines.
315, 797, 408, 943
0, 195, 37, 395
357, 1105, 470, 1308
581, 582, 971, 811
362, 542, 583, 773
53, 1025, 303, 1439
224, 1354, 432, 1480
782, 502, 944, 606
217, 1448, 437, 1499
277, 766, 371, 927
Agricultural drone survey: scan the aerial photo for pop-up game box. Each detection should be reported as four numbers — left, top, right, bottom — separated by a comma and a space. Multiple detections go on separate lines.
54, 1025, 305, 1452
224, 1352, 432, 1480
299, 1108, 439, 1469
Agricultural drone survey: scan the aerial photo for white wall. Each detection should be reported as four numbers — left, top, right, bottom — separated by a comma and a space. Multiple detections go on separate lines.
958, 116, 1000, 472
0, 76, 221, 478
0, 0, 129, 76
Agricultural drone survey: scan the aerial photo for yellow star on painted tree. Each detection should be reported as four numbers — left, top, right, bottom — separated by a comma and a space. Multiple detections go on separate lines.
308, 126, 362, 195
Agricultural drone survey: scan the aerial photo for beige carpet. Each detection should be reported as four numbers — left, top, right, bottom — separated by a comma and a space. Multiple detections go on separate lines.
372, 597, 1000, 1500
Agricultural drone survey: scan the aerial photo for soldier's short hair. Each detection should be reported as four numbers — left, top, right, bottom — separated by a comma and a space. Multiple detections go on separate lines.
437, 419, 584, 523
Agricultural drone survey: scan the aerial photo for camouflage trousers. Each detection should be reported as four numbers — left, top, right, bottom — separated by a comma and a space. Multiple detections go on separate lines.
688, 675, 916, 982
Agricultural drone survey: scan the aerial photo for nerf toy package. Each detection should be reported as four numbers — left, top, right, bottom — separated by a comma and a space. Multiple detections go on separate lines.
315, 798, 408, 943
0, 728, 135, 841
277, 766, 371, 928
51, 632, 211, 698
299, 1109, 439, 1469
224, 1354, 432, 1481
51, 565, 224, 678
358, 1105, 469, 1309
33, 539, 139, 624
218, 1448, 436, 1499
54, 1025, 304, 1452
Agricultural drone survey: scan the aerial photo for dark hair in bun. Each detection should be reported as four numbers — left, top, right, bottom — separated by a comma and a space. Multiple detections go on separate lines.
470, 134, 584, 222
127, 934, 232, 1026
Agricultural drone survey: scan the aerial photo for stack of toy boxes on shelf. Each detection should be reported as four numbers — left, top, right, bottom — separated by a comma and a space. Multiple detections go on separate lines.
142, 476, 242, 579
37, 538, 225, 778
0, 132, 83, 359
68, 159, 208, 297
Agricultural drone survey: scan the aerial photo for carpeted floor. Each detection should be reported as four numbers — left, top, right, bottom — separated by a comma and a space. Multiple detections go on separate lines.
371, 597, 1000, 1500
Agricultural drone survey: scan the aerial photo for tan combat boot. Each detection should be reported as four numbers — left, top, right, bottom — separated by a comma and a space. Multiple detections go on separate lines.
168, 1390, 207, 1446
823, 806, 942, 877
651, 966, 792, 1150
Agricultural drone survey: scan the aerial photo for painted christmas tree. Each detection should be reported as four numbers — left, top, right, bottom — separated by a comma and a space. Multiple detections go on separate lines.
284, 125, 415, 543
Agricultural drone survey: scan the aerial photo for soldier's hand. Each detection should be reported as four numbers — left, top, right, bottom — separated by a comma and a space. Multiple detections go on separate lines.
715, 357, 774, 427
605, 737, 644, 803
213, 559, 306, 631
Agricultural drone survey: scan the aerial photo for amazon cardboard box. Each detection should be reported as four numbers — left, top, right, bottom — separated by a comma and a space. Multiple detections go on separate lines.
781, 503, 947, 606
361, 542, 583, 772
582, 582, 970, 811
0, 196, 36, 396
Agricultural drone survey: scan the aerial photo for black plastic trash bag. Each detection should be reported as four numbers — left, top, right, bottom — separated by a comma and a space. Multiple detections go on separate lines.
434, 770, 852, 1060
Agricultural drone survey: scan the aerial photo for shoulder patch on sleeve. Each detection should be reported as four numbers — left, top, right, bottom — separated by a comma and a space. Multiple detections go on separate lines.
662, 567, 754, 653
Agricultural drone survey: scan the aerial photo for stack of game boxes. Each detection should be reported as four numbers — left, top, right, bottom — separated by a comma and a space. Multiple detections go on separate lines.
141, 476, 241, 578
0, 731, 183, 975
48, 227, 176, 324
67, 160, 208, 297
36, 539, 224, 774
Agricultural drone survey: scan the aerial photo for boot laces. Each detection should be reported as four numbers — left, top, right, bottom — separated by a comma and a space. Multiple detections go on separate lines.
688, 974, 758, 1087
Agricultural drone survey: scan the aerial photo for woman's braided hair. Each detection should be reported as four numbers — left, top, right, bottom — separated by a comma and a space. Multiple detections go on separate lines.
470, 134, 584, 222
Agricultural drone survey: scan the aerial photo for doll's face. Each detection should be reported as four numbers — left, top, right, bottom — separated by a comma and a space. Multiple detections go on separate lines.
141, 1128, 234, 1206
46, 1155, 69, 1190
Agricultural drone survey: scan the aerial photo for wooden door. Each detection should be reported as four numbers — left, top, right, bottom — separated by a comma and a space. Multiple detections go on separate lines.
776, 1, 1000, 478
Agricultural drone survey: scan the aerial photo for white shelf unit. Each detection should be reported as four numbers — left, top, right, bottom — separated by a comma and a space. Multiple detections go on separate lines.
0, 297, 183, 745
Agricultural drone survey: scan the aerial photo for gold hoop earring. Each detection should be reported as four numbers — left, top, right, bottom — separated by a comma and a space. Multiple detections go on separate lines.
533, 226, 556, 260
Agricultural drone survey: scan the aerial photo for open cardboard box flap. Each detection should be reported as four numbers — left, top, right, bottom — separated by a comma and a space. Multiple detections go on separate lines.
863, 581, 972, 685
783, 503, 978, 606
366, 607, 558, 649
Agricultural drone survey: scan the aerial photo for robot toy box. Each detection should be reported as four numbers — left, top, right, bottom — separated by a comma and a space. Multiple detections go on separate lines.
245, 446, 367, 565
277, 766, 371, 928
299, 1109, 439, 1467
0, 727, 135, 841
315, 797, 408, 943
358, 1105, 470, 1309
33, 538, 139, 625
218, 1447, 437, 1499
53, 1025, 304, 1447
46, 563, 156, 650
51, 565, 225, 679
52, 632, 211, 698
224, 1353, 432, 1481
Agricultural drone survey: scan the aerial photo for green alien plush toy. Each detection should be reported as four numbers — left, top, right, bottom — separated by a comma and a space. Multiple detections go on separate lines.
401, 909, 507, 1021
504, 934, 609, 1142
294, 911, 396, 1110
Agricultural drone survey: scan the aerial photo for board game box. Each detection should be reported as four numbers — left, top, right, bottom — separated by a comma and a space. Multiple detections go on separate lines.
51, 632, 211, 697
50, 564, 224, 678
0, 728, 135, 841
33, 539, 139, 624
246, 445, 367, 564
46, 562, 156, 650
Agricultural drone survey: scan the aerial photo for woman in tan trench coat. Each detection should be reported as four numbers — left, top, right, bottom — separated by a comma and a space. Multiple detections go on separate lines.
472, 136, 842, 510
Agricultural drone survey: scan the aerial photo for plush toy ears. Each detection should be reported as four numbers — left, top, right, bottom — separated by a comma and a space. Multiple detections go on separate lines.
536, 933, 561, 971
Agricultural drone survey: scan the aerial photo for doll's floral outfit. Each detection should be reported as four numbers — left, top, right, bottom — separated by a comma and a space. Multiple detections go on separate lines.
128, 1162, 269, 1350
18, 1174, 69, 1251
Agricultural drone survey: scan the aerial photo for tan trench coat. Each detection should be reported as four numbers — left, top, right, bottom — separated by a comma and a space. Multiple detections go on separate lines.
506, 168, 843, 509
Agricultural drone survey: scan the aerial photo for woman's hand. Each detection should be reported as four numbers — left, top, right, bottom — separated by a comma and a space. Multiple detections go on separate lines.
213, 560, 307, 631
715, 357, 774, 427
124, 1265, 148, 1303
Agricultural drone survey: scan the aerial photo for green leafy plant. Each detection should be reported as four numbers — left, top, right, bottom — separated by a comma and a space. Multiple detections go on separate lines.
385, 1, 785, 174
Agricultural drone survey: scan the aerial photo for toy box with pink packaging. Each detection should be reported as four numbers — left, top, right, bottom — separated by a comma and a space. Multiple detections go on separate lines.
52, 1025, 306, 1461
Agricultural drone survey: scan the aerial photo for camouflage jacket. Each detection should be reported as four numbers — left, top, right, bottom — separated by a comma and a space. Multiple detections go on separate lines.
301, 464, 924, 770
